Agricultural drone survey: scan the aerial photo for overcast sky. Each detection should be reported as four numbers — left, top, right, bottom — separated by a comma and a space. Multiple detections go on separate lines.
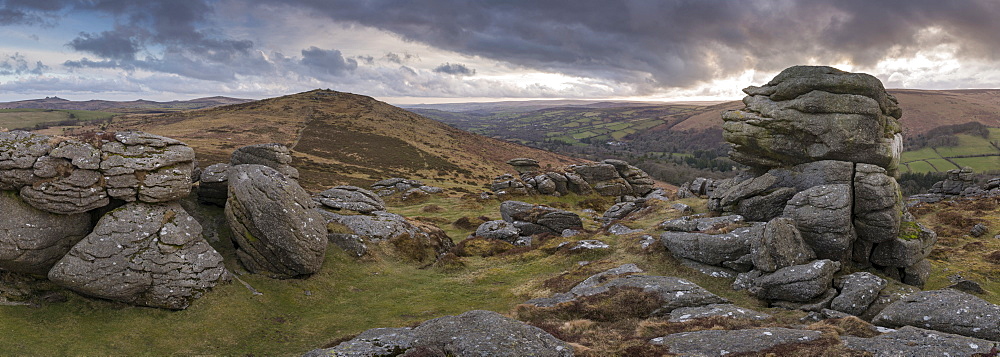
2, 0, 1000, 104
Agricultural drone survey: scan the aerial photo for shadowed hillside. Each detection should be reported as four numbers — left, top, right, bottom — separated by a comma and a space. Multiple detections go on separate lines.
92, 89, 581, 190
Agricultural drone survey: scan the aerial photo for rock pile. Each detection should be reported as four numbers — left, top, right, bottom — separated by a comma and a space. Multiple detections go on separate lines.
909, 167, 1000, 203
469, 201, 584, 246
657, 66, 937, 318
0, 130, 228, 309
696, 66, 932, 285
490, 158, 655, 199
313, 185, 453, 260
370, 177, 443, 198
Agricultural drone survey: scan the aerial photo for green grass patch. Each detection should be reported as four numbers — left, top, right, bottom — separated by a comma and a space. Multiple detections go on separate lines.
0, 109, 115, 130
952, 156, 1000, 171
900, 147, 940, 162
934, 134, 999, 157
903, 160, 937, 173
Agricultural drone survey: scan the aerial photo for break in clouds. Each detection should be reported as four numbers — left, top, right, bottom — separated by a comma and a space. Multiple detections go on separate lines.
2, 0, 1000, 100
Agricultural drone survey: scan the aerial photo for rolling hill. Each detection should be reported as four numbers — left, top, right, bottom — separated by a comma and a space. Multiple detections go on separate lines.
87, 89, 582, 191
0, 96, 252, 113
416, 89, 1000, 177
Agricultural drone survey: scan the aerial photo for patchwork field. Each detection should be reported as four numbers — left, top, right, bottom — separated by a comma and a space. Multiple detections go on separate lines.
901, 128, 1000, 173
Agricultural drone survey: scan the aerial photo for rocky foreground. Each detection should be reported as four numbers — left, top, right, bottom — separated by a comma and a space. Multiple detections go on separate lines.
2, 65, 1000, 356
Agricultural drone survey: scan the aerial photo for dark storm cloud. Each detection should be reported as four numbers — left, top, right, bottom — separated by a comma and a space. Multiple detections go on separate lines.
0, 0, 68, 25
0, 53, 49, 75
67, 30, 140, 61
300, 47, 358, 77
433, 62, 475, 76
24, 0, 267, 81
255, 0, 1000, 89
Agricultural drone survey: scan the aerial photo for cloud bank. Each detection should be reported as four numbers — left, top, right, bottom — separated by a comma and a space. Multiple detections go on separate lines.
1, 0, 1000, 101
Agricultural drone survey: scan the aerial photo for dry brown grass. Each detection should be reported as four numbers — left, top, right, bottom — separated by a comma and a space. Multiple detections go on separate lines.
81, 89, 584, 191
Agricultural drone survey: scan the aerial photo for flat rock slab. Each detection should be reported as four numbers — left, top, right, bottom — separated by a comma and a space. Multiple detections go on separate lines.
751, 259, 841, 302
842, 326, 997, 357
650, 328, 822, 356
660, 224, 762, 266
523, 264, 729, 315
305, 310, 573, 357
669, 303, 771, 322
312, 185, 385, 214
873, 289, 1000, 341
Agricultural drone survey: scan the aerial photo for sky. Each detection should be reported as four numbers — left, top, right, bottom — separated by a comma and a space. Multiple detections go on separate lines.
2, 0, 1000, 104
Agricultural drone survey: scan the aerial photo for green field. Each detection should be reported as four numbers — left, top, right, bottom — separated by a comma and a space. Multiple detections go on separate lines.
901, 131, 1000, 173
0, 109, 116, 130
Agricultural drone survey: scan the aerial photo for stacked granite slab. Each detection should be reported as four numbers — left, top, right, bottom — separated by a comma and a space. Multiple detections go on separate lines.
0, 130, 227, 309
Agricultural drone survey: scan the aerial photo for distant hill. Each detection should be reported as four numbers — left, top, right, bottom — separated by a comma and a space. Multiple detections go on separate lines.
416, 89, 1000, 178
0, 96, 252, 113
402, 99, 667, 113
87, 89, 582, 190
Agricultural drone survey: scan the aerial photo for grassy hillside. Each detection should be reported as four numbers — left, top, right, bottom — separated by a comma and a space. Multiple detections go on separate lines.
900, 128, 1000, 173
0, 108, 116, 131
89, 89, 581, 191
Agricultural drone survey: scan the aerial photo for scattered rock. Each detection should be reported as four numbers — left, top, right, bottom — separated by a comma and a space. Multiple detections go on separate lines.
305, 310, 574, 357
843, 326, 997, 357
830, 272, 887, 316
474, 220, 520, 243
678, 258, 738, 278
948, 279, 988, 295
318, 210, 454, 260
559, 240, 609, 251
48, 202, 228, 310
928, 167, 976, 196
371, 178, 426, 196
312, 185, 385, 214
607, 223, 642, 235
525, 264, 727, 313
226, 165, 327, 278
499, 201, 582, 235
971, 223, 989, 238
872, 289, 1000, 341
506, 158, 540, 174
602, 201, 641, 221
650, 328, 823, 356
